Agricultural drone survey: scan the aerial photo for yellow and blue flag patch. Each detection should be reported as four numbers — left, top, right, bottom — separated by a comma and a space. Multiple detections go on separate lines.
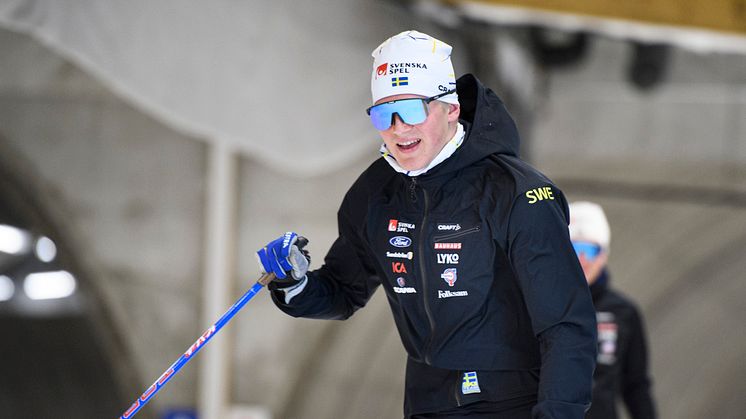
391, 76, 409, 87
462, 371, 481, 394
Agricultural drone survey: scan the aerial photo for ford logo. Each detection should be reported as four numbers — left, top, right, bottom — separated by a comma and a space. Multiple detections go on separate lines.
389, 236, 412, 248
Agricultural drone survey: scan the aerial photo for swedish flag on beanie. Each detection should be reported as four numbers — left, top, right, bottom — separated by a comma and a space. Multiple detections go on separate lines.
371, 30, 459, 105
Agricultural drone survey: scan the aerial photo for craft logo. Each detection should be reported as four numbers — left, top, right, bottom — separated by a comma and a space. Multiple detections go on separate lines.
376, 63, 388, 79
386, 251, 414, 260
462, 372, 481, 394
392, 262, 407, 274
441, 268, 457, 286
394, 277, 417, 294
434, 242, 461, 250
389, 219, 416, 233
437, 253, 459, 264
391, 76, 409, 87
437, 223, 461, 231
390, 236, 412, 248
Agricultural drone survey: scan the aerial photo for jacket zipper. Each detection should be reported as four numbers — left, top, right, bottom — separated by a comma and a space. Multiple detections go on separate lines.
433, 226, 480, 242
454, 370, 464, 406
412, 178, 436, 364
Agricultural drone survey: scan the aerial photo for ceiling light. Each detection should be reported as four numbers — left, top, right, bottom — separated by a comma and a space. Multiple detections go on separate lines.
0, 275, 14, 302
35, 236, 57, 262
23, 270, 77, 300
0, 224, 31, 255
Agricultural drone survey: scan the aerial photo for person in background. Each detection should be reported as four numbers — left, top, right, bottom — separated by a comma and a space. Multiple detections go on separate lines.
569, 201, 657, 419
256, 30, 598, 418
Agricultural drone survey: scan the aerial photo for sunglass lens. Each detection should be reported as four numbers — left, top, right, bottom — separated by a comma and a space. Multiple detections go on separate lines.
396, 100, 428, 126
368, 99, 428, 131
572, 241, 601, 260
370, 106, 392, 130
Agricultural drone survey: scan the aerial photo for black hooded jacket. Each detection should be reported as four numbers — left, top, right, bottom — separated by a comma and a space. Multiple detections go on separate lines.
587, 271, 657, 419
271, 74, 597, 418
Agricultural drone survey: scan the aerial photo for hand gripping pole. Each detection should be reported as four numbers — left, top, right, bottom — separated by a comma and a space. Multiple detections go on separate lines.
119, 272, 276, 419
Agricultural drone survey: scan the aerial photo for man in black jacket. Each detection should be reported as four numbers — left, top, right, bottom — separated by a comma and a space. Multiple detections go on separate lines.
568, 201, 657, 419
257, 30, 597, 418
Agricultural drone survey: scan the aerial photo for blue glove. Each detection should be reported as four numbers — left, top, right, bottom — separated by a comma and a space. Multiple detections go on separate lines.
256, 232, 310, 288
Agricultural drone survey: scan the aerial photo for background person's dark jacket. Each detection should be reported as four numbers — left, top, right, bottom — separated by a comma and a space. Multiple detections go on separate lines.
271, 74, 597, 418
587, 270, 657, 419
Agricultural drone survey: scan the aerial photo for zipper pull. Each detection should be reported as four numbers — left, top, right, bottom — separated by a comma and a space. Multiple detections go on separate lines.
409, 178, 418, 203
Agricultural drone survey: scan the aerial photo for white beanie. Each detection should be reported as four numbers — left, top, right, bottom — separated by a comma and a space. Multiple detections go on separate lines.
568, 201, 611, 252
371, 30, 459, 105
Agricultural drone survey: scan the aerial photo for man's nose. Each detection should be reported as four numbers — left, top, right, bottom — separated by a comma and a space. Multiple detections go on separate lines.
391, 113, 411, 132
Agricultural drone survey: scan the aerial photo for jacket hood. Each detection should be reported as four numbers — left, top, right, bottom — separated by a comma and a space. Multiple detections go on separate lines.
424, 74, 520, 177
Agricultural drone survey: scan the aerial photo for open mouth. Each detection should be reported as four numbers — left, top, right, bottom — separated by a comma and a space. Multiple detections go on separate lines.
397, 139, 421, 151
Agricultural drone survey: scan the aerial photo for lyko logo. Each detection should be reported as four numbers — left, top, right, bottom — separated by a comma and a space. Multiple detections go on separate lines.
437, 254, 459, 264
392, 262, 407, 274
390, 236, 412, 248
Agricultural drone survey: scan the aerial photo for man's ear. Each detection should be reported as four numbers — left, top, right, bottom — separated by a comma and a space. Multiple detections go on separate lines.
447, 103, 460, 123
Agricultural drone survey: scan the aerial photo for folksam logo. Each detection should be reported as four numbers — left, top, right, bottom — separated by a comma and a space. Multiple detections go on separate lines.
389, 236, 412, 248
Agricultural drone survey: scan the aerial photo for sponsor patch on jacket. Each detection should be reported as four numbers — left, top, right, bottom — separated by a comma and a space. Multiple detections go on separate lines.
441, 268, 457, 286
436, 253, 459, 264
389, 236, 412, 248
389, 219, 415, 233
434, 242, 461, 249
597, 312, 618, 365
393, 277, 416, 294
462, 372, 481, 394
438, 290, 468, 298
437, 223, 461, 231
392, 262, 407, 274
386, 251, 413, 260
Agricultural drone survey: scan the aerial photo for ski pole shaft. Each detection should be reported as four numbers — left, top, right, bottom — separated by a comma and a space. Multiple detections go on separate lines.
119, 272, 275, 419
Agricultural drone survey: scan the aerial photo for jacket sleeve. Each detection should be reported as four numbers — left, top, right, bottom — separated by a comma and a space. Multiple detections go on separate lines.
270, 194, 381, 320
622, 306, 657, 419
506, 186, 597, 419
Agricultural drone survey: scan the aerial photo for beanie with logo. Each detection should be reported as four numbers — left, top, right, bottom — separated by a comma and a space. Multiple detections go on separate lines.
569, 201, 611, 253
370, 30, 458, 105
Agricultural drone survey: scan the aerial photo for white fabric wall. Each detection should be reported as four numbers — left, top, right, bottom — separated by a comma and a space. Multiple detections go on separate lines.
0, 0, 430, 175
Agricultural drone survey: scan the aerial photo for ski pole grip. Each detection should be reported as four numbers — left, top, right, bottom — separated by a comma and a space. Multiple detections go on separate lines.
258, 272, 276, 286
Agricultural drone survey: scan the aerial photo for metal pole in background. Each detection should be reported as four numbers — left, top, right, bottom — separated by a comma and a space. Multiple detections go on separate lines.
199, 142, 237, 419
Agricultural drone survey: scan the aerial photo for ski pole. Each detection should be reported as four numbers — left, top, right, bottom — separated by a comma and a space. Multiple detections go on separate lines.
119, 271, 276, 418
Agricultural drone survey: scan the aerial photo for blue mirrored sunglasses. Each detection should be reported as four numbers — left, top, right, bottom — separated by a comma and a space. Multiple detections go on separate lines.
572, 241, 602, 261
366, 89, 456, 131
